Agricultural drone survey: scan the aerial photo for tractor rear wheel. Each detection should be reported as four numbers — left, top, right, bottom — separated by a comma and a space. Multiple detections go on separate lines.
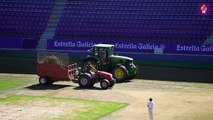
112, 66, 128, 82
78, 74, 92, 88
100, 79, 110, 89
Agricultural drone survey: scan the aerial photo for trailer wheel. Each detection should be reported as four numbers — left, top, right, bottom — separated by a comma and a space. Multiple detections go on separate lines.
100, 79, 110, 89
78, 74, 91, 88
39, 77, 49, 85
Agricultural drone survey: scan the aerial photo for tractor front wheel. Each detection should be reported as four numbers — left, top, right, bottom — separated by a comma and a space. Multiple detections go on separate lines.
112, 66, 127, 82
100, 79, 110, 89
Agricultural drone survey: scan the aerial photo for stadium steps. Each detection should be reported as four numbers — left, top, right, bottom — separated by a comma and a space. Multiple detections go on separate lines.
37, 0, 67, 50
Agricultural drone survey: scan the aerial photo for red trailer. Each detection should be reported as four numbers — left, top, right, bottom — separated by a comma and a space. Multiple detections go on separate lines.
37, 63, 78, 84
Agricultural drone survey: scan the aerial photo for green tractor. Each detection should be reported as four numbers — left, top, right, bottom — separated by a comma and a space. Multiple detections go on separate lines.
83, 44, 137, 82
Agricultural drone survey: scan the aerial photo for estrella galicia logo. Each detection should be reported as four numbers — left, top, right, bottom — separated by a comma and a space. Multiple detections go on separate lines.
198, 3, 210, 15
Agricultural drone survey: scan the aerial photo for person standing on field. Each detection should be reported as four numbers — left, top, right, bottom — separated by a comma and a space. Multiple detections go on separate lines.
147, 98, 154, 120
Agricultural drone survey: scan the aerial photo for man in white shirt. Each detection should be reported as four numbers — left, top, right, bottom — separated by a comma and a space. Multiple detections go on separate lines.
147, 98, 154, 120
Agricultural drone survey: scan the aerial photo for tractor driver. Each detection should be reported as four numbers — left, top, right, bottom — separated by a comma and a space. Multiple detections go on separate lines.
85, 62, 97, 74
100, 48, 106, 64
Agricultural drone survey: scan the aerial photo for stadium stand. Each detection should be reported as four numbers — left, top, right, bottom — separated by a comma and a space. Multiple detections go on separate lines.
0, 0, 55, 74
0, 0, 54, 49
52, 0, 213, 45
0, 0, 212, 49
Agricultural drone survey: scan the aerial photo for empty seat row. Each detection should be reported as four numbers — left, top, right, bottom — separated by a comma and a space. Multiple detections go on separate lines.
0, 25, 45, 30
0, 3, 53, 8
68, 0, 210, 3
64, 8, 199, 14
137, 0, 212, 2
61, 14, 213, 21
1, 0, 54, 4
0, 8, 52, 13
57, 22, 212, 30
66, 1, 200, 7
53, 32, 207, 41
63, 11, 198, 16
0, 16, 49, 21
60, 18, 213, 26
64, 8, 198, 13
55, 27, 210, 35
65, 5, 198, 11
0, 21, 46, 26
0, 12, 50, 19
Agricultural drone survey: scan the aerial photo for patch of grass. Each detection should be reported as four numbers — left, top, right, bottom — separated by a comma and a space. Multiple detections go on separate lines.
0, 95, 127, 120
0, 79, 28, 93
73, 101, 126, 120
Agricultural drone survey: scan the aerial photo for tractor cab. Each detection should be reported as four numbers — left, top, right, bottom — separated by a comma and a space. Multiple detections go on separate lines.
89, 44, 114, 65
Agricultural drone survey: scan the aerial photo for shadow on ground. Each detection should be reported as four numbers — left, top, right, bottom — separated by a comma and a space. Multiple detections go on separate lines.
26, 84, 71, 90
116, 80, 132, 84
73, 86, 104, 90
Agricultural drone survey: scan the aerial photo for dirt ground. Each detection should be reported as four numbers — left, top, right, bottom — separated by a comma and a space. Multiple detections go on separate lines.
0, 74, 213, 120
